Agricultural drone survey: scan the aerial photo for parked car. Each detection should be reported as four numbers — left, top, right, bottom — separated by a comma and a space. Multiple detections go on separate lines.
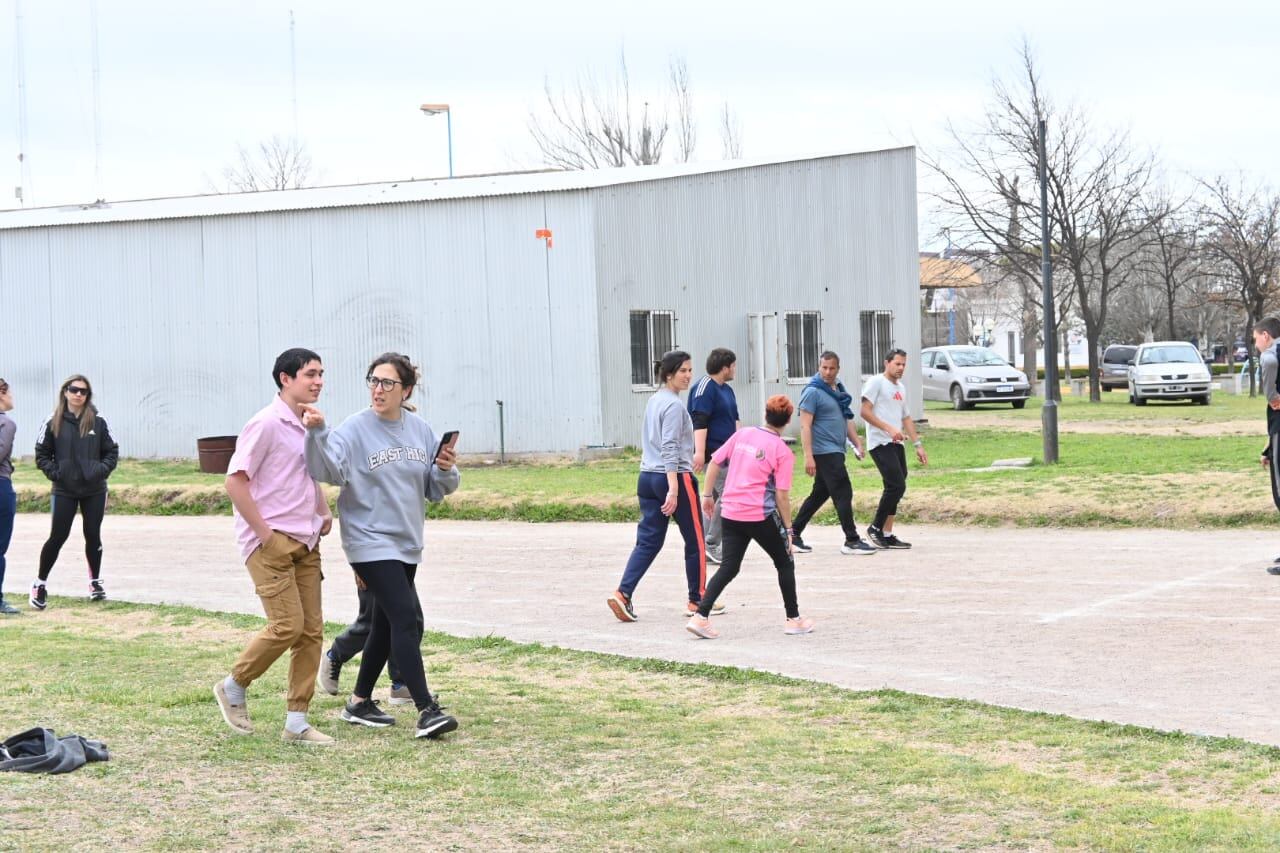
1099, 344, 1137, 391
920, 345, 1032, 410
1127, 341, 1212, 406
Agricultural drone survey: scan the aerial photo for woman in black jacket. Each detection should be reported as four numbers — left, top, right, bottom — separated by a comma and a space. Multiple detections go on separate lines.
32, 375, 118, 610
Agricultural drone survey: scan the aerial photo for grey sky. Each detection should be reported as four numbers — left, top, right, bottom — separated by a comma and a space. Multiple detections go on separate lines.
2, 0, 1276, 229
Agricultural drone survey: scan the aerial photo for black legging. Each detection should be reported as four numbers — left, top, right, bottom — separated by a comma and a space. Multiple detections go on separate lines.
350, 560, 433, 711
699, 515, 799, 619
329, 583, 424, 683
38, 492, 107, 582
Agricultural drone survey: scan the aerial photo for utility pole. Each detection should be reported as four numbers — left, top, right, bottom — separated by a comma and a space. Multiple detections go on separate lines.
1039, 118, 1059, 463
14, 0, 32, 205
289, 10, 299, 139
90, 0, 103, 200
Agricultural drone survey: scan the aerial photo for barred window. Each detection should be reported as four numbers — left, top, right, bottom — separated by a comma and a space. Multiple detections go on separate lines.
629, 310, 676, 385
784, 311, 822, 380
860, 310, 894, 374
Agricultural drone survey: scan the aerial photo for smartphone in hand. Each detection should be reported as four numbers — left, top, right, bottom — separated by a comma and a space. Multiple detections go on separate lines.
433, 430, 460, 462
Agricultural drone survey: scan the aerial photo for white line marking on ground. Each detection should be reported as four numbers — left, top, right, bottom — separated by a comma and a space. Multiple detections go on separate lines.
1037, 564, 1245, 624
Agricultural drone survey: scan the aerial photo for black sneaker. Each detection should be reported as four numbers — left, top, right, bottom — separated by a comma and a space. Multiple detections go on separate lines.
30, 583, 47, 610
0, 597, 19, 615
840, 539, 878, 556
790, 535, 813, 554
341, 698, 395, 728
89, 580, 107, 601
1268, 565, 1280, 576
415, 700, 459, 739
866, 526, 890, 549
882, 533, 911, 550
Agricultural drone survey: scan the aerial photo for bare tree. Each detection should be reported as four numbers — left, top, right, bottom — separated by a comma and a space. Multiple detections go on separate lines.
1198, 175, 1280, 395
671, 57, 696, 163
529, 51, 671, 169
1135, 191, 1199, 340
221, 136, 314, 192
925, 41, 1161, 401
719, 103, 743, 160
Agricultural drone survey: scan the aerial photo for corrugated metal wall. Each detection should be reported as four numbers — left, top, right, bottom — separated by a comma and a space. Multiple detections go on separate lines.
0, 151, 916, 459
0, 194, 602, 457
594, 148, 920, 446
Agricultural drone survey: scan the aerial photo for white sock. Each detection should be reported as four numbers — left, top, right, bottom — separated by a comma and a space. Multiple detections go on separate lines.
222, 675, 246, 705
285, 712, 309, 734
32, 579, 44, 588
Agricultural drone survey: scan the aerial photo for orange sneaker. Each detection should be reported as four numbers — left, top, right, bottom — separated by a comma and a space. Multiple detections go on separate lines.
608, 590, 637, 622
784, 616, 814, 635
686, 613, 719, 639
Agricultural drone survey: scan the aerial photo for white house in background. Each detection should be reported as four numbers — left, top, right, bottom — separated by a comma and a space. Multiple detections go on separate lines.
0, 148, 921, 457
919, 251, 1089, 371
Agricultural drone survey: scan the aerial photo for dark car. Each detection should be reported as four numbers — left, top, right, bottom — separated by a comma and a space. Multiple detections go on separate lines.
1100, 344, 1137, 391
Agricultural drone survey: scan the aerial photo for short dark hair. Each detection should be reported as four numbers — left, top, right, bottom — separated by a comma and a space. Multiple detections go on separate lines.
706, 347, 736, 375
819, 351, 840, 365
273, 348, 322, 389
656, 350, 692, 384
884, 348, 908, 362
1255, 317, 1280, 339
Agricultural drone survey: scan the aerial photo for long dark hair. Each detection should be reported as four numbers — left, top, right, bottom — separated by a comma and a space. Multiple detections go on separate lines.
656, 350, 691, 386
367, 352, 421, 412
51, 374, 97, 438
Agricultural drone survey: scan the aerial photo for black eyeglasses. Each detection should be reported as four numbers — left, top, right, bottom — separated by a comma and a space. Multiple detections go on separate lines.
366, 376, 404, 392
66, 386, 89, 396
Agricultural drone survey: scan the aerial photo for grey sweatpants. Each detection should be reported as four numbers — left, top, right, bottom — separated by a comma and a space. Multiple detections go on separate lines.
703, 463, 729, 556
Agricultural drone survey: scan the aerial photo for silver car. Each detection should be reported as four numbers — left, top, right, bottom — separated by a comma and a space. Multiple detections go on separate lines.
921, 346, 1032, 410
1127, 341, 1212, 405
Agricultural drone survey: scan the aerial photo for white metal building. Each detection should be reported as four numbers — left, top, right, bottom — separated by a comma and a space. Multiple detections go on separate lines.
0, 148, 921, 457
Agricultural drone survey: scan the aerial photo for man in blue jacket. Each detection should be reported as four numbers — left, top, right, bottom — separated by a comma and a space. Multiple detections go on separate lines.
790, 351, 874, 556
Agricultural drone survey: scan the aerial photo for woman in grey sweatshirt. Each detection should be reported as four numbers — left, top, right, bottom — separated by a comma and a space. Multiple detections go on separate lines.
303, 352, 461, 740
608, 350, 711, 622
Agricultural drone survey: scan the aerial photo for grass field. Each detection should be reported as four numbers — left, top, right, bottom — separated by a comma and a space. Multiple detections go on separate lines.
4, 599, 1280, 851
8, 393, 1276, 527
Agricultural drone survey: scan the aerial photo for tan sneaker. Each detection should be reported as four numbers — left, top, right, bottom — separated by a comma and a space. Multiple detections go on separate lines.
213, 681, 253, 734
281, 726, 335, 746
388, 684, 414, 706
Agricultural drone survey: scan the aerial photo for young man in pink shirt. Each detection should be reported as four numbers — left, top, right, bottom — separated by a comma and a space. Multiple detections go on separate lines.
213, 348, 334, 745
687, 395, 814, 639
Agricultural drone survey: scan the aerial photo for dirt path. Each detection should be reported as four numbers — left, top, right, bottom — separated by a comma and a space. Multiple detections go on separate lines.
7, 516, 1279, 746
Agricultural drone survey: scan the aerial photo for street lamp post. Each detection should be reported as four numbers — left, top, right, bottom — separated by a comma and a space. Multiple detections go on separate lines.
419, 103, 453, 178
1038, 118, 1059, 464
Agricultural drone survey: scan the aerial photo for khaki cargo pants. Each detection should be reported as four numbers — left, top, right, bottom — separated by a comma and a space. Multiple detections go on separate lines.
230, 532, 323, 712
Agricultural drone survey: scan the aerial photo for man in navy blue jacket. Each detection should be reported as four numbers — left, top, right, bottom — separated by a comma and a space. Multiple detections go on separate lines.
689, 348, 740, 564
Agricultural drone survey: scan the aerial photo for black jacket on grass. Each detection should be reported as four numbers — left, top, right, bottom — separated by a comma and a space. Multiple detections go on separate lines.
0, 727, 110, 774
35, 409, 119, 498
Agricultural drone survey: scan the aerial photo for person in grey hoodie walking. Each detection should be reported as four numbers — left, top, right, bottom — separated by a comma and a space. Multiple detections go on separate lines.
303, 352, 461, 740
608, 350, 718, 622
